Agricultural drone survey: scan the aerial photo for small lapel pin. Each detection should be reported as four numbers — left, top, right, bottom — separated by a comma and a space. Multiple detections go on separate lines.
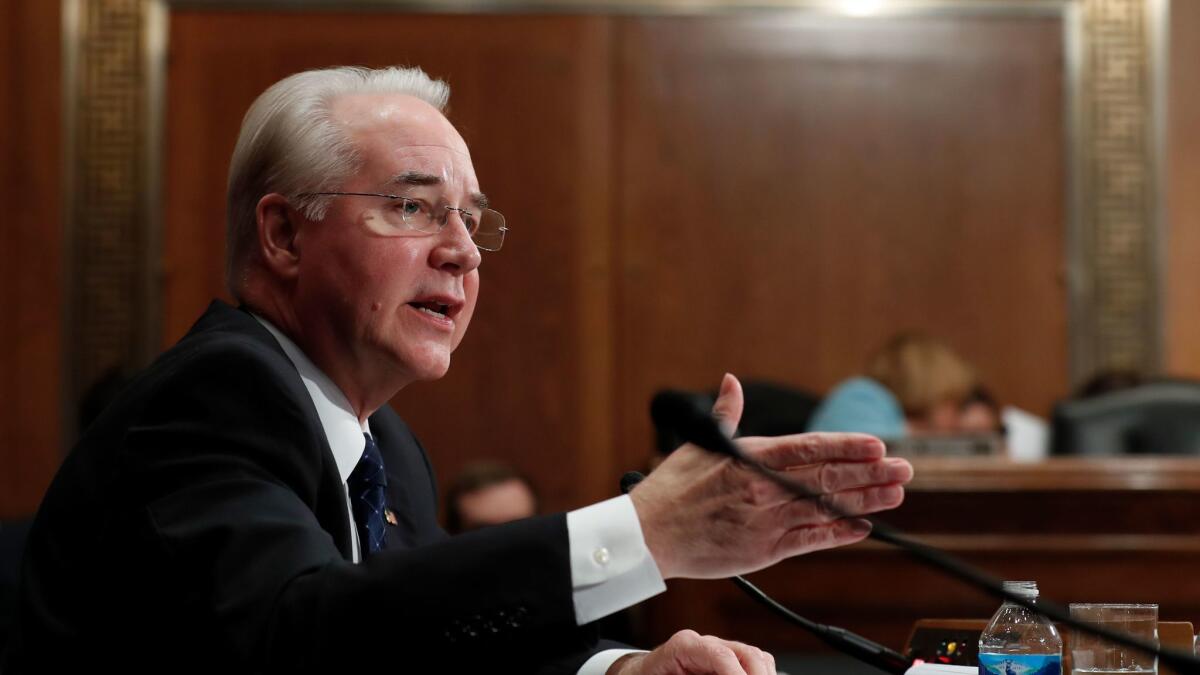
384, 508, 398, 526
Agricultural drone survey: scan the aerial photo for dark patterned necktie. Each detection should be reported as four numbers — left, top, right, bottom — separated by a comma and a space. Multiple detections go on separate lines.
348, 432, 388, 557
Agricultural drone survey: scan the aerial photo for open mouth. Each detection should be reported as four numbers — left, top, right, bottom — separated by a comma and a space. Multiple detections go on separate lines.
409, 300, 452, 319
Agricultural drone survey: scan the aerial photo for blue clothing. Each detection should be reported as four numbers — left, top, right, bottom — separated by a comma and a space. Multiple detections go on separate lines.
806, 377, 906, 438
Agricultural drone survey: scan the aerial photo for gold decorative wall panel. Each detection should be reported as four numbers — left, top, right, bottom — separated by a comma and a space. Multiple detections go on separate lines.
63, 0, 158, 435
1071, 0, 1165, 383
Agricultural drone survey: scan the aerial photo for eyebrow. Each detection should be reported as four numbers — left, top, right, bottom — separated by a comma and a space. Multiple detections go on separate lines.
392, 171, 441, 187
391, 171, 490, 210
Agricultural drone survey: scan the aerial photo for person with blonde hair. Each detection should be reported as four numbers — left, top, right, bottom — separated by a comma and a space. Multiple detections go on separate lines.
808, 333, 979, 437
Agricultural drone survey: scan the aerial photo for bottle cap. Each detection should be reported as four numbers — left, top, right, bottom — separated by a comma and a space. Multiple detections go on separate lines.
1002, 580, 1039, 598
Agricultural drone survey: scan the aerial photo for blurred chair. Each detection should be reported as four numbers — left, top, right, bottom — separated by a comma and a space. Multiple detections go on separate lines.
1051, 380, 1200, 455
654, 380, 820, 455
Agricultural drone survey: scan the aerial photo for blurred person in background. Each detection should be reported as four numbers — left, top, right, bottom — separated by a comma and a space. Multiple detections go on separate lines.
958, 386, 1004, 436
807, 333, 978, 438
444, 461, 539, 534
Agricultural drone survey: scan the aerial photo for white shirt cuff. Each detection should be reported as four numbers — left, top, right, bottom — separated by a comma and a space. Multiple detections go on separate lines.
576, 648, 646, 675
567, 495, 666, 625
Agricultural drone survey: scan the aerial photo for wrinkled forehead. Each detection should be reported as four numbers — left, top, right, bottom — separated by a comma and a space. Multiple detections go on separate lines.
330, 92, 477, 191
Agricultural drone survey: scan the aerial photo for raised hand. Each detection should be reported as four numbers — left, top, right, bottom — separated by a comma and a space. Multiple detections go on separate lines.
629, 373, 913, 580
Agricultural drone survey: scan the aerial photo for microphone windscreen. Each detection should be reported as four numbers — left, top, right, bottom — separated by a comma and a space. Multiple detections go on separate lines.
650, 390, 737, 459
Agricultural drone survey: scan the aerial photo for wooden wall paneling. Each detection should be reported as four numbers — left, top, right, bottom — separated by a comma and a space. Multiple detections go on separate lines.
613, 13, 1069, 476
0, 0, 61, 518
1164, 0, 1200, 377
164, 11, 616, 514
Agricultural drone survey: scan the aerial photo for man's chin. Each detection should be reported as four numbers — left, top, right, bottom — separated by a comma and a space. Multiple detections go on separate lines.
392, 348, 452, 383
412, 361, 451, 382
366, 332, 455, 384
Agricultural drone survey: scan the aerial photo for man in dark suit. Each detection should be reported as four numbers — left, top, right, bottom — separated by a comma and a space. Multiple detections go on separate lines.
4, 66, 913, 674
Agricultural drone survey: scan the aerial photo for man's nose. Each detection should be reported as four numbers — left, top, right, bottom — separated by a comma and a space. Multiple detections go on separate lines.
430, 210, 482, 274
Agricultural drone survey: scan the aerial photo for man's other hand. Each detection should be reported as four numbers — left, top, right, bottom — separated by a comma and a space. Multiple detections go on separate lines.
629, 373, 914, 580
608, 630, 776, 675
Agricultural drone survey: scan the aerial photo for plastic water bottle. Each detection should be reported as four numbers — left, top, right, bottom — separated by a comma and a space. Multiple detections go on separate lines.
978, 580, 1062, 675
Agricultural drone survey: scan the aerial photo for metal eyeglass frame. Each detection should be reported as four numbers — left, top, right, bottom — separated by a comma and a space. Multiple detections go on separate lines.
296, 191, 507, 252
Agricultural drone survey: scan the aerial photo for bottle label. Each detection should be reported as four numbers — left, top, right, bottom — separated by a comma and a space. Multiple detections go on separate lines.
977, 653, 1061, 675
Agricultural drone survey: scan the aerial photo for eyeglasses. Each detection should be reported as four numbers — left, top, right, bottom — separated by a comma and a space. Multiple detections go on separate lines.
298, 191, 508, 252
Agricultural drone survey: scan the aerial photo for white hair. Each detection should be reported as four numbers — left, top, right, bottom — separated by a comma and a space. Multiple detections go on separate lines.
224, 65, 450, 296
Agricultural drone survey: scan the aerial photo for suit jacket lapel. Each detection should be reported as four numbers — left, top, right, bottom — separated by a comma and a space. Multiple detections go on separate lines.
201, 301, 357, 560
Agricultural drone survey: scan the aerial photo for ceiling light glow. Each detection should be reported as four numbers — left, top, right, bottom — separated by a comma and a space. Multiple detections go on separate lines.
838, 0, 886, 17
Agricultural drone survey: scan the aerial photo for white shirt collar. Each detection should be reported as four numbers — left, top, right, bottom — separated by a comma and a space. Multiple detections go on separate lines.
252, 313, 370, 484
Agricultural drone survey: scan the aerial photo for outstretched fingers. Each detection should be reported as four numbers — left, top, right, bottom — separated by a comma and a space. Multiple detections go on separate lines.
777, 483, 907, 525
742, 432, 887, 471
782, 456, 914, 497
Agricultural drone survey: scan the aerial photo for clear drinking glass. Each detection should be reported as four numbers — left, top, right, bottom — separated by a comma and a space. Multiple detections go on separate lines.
1069, 603, 1158, 675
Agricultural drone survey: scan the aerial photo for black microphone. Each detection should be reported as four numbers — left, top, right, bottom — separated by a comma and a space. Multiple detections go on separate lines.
619, 469, 912, 675
650, 391, 739, 460
620, 471, 646, 496
648, 389, 1200, 674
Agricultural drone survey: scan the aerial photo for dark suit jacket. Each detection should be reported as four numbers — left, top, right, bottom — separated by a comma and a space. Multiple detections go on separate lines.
4, 301, 607, 673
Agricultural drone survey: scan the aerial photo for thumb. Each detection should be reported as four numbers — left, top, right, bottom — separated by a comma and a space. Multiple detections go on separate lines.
711, 373, 744, 438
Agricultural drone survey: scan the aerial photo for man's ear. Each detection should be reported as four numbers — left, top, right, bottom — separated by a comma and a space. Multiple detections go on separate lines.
255, 193, 301, 281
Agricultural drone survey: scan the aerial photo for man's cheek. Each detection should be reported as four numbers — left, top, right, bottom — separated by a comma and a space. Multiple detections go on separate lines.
452, 275, 480, 350
451, 310, 473, 350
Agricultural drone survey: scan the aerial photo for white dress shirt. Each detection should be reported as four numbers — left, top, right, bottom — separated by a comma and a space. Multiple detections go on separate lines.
253, 315, 661, 673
